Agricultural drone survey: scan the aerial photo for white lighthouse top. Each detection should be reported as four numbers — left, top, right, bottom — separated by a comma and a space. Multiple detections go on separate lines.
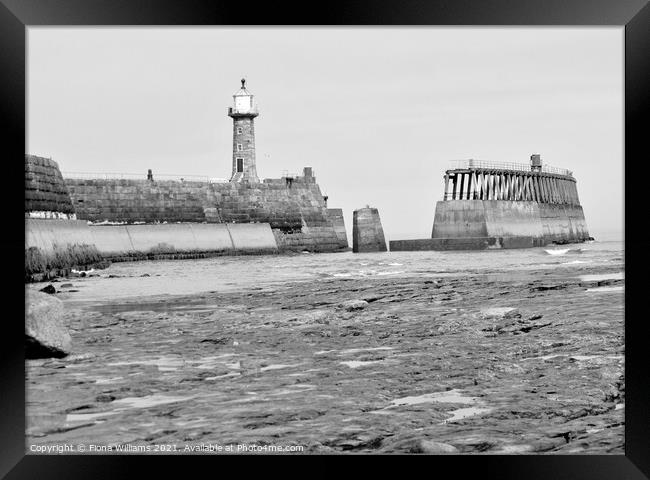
232, 78, 255, 112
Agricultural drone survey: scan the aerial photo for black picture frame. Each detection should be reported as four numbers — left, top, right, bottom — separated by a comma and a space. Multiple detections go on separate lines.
2, 0, 648, 477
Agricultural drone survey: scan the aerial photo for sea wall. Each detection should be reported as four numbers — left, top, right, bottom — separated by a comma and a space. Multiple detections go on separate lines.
392, 200, 589, 251
65, 174, 346, 253
352, 207, 387, 253
25, 219, 104, 281
539, 204, 590, 244
89, 223, 278, 260
25, 155, 105, 281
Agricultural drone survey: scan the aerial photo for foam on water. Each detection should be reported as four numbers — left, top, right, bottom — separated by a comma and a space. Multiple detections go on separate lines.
544, 248, 570, 256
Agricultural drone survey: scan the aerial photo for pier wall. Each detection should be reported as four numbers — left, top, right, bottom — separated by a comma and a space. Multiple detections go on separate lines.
25, 155, 75, 215
89, 223, 277, 259
25, 155, 104, 280
325, 208, 349, 249
392, 199, 590, 252
65, 174, 346, 253
25, 219, 103, 281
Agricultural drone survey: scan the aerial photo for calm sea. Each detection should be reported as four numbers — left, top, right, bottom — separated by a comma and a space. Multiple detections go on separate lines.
40, 240, 624, 304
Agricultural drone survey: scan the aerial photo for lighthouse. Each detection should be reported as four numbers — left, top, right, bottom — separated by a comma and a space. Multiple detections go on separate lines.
228, 78, 260, 183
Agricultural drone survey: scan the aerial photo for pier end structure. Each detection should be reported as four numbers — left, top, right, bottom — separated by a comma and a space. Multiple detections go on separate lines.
353, 207, 387, 253
390, 155, 590, 251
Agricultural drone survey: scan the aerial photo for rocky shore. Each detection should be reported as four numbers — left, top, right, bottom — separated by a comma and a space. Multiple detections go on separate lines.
26, 264, 624, 454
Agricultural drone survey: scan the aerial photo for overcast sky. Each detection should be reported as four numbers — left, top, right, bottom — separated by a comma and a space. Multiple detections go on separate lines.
27, 27, 623, 242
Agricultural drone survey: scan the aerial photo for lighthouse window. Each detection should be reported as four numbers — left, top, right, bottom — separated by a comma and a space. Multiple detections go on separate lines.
236, 158, 244, 172
237, 127, 243, 134
237, 144, 243, 152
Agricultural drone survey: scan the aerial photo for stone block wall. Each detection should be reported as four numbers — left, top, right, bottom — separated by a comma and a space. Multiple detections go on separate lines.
65, 174, 347, 253
25, 155, 75, 215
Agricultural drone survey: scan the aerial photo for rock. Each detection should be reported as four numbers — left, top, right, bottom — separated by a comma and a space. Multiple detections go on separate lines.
25, 290, 72, 358
304, 310, 332, 324
340, 300, 369, 312
418, 440, 459, 454
389, 438, 459, 454
95, 394, 116, 403
59, 283, 74, 289
479, 307, 520, 319
141, 273, 150, 277
39, 284, 56, 294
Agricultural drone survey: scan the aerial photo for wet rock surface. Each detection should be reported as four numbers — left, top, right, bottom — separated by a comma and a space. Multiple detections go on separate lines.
26, 265, 624, 454
25, 291, 72, 358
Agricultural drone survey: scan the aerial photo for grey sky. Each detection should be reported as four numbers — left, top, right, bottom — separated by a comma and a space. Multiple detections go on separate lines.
27, 27, 623, 241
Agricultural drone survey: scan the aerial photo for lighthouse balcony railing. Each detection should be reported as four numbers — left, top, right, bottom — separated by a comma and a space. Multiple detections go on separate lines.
448, 159, 572, 177
228, 106, 259, 116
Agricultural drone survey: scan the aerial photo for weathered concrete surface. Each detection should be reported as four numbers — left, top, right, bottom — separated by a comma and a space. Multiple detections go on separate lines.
26, 219, 95, 253
89, 226, 135, 257
392, 200, 590, 251
88, 223, 277, 258
226, 223, 278, 252
326, 208, 349, 250
353, 208, 387, 253
25, 219, 104, 280
25, 290, 72, 358
188, 224, 236, 252
26, 265, 623, 454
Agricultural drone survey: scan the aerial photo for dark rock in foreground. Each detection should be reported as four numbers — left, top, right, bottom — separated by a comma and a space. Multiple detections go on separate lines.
25, 290, 72, 358
39, 284, 56, 294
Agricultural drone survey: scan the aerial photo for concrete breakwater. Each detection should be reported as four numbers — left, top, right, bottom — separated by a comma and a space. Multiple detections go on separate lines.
25, 219, 105, 282
391, 157, 591, 251
25, 155, 105, 281
89, 222, 278, 260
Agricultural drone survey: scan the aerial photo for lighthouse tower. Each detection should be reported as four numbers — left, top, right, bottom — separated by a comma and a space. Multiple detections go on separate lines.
228, 78, 260, 183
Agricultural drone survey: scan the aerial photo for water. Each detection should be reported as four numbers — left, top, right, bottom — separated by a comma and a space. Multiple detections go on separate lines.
34, 240, 623, 304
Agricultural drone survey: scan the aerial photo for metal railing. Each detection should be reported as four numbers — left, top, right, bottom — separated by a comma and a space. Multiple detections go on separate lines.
227, 106, 259, 116
62, 171, 230, 183
281, 170, 302, 179
448, 159, 573, 177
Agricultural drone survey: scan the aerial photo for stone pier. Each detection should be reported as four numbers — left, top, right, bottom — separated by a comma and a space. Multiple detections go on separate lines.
352, 207, 387, 253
